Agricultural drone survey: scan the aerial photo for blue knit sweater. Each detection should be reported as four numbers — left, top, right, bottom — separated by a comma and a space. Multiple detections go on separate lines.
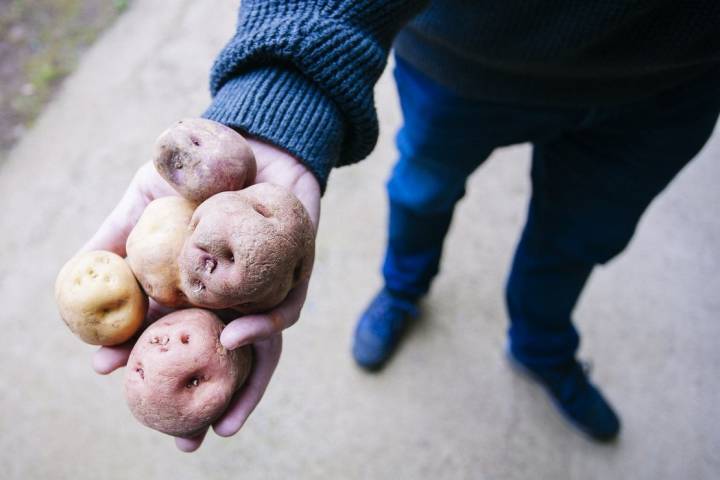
203, 0, 720, 191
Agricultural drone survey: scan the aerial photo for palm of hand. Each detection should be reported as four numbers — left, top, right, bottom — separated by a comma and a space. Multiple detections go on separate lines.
83, 138, 320, 452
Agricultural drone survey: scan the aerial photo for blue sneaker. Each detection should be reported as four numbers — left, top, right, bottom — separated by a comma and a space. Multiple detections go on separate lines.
507, 348, 621, 441
352, 288, 419, 371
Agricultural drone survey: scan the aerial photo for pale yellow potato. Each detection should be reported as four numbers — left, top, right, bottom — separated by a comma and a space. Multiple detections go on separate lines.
55, 251, 147, 345
126, 196, 196, 307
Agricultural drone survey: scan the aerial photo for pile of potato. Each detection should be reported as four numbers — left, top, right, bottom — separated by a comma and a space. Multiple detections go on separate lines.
55, 119, 314, 438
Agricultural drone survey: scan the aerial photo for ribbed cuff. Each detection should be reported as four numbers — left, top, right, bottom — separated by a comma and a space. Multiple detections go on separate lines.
203, 67, 345, 193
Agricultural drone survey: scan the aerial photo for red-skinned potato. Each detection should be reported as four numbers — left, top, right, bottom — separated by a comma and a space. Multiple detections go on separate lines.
124, 309, 252, 438
153, 118, 257, 203
126, 196, 196, 308
55, 251, 147, 345
178, 183, 314, 313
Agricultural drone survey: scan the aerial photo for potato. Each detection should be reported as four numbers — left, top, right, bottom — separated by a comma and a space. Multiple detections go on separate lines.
126, 196, 196, 307
55, 251, 147, 345
153, 118, 257, 203
124, 309, 252, 438
178, 183, 315, 313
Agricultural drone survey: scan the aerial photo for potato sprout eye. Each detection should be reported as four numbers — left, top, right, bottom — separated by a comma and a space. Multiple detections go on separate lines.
203, 257, 217, 274
186, 377, 200, 388
253, 204, 271, 218
150, 335, 169, 345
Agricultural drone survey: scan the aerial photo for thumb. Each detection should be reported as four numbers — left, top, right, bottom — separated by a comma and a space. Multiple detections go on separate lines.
80, 181, 148, 257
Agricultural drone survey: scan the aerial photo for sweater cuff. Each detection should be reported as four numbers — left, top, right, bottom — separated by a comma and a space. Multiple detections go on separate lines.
203, 67, 345, 192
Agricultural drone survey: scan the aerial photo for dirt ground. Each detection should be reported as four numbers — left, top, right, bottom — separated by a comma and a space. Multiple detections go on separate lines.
0, 0, 129, 158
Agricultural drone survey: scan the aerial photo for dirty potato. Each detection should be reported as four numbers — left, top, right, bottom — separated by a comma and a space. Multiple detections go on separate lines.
124, 309, 252, 438
153, 118, 256, 203
177, 183, 315, 313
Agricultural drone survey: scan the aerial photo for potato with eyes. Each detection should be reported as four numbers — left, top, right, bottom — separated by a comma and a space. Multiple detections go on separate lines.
153, 118, 256, 203
178, 183, 314, 313
55, 250, 147, 345
126, 196, 197, 308
124, 308, 252, 438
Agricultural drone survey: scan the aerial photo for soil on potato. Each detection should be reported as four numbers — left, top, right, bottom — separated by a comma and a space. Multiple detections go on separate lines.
0, 0, 131, 162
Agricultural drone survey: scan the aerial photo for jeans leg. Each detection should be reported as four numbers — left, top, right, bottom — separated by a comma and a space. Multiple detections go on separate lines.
381, 58, 498, 298
506, 200, 588, 368
383, 143, 484, 298
507, 70, 720, 368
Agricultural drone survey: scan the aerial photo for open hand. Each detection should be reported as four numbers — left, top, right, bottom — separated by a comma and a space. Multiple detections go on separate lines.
83, 137, 320, 452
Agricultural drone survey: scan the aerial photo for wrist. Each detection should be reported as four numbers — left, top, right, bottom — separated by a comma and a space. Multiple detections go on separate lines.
203, 68, 342, 192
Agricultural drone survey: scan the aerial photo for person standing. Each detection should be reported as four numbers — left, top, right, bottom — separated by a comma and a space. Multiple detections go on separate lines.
89, 1, 720, 449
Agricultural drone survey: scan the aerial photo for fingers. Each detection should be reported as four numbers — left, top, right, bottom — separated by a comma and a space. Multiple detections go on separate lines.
92, 343, 132, 374
220, 281, 308, 350
80, 177, 147, 257
290, 170, 321, 231
213, 335, 282, 437
175, 428, 208, 453
80, 162, 177, 256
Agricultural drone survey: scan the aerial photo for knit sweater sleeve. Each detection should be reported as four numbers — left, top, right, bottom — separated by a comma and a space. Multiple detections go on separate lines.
202, 0, 428, 191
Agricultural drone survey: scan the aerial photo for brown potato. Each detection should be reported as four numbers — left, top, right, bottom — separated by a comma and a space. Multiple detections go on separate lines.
55, 251, 147, 345
126, 196, 196, 307
178, 183, 315, 313
153, 118, 257, 203
124, 309, 252, 438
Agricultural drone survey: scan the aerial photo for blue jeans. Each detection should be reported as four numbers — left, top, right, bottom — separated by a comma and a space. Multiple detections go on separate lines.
384, 57, 720, 368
